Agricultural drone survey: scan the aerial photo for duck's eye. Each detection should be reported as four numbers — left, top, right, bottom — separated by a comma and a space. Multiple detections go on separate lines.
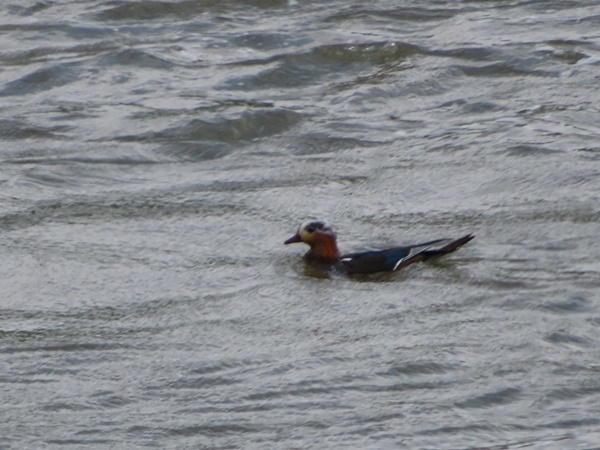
306, 226, 315, 233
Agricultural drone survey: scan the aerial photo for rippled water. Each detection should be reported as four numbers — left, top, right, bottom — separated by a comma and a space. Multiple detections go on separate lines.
1, 0, 600, 448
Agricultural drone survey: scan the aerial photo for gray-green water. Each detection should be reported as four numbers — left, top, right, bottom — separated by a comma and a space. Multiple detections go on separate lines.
1, 1, 600, 448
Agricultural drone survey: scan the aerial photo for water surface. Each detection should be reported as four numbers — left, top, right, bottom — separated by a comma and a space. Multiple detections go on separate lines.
1, 1, 600, 448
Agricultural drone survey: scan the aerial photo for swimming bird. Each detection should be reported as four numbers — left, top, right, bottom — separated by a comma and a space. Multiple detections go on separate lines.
284, 220, 474, 275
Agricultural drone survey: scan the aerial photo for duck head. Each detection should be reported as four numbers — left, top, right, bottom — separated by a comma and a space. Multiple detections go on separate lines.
284, 220, 341, 262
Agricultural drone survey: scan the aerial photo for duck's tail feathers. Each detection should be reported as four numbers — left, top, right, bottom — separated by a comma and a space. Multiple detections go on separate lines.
393, 234, 475, 271
421, 234, 475, 261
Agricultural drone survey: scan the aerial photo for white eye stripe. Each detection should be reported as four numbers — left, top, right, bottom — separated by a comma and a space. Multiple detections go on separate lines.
298, 220, 335, 240
301, 220, 329, 232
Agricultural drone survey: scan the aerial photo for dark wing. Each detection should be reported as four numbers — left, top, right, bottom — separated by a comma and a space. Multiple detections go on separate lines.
394, 234, 475, 271
339, 235, 474, 274
340, 248, 411, 274
340, 238, 446, 275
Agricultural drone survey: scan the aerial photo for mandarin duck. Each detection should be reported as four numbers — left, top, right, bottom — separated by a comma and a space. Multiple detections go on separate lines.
285, 220, 474, 275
